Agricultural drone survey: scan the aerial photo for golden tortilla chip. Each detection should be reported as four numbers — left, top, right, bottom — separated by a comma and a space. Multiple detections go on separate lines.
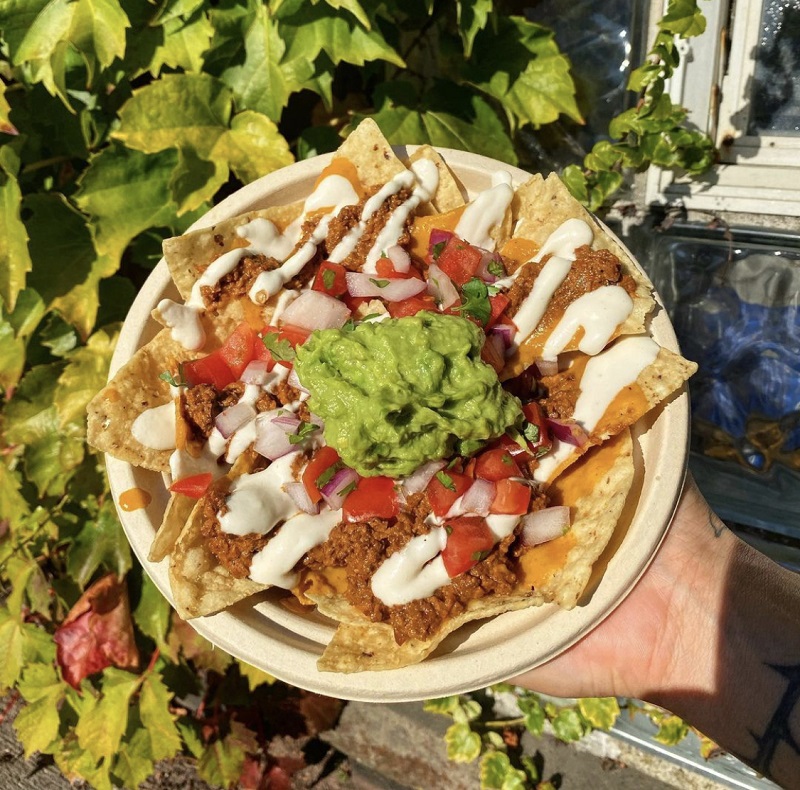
406, 145, 466, 214
502, 173, 655, 379
149, 493, 195, 563
336, 118, 408, 188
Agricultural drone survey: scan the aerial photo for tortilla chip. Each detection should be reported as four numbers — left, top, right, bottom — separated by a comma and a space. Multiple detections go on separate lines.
502, 173, 655, 379
406, 145, 466, 214
336, 118, 408, 189
149, 493, 195, 563
87, 329, 189, 473
311, 430, 634, 672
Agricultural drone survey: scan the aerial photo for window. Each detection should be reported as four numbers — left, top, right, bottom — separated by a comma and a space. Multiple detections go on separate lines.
646, 0, 800, 215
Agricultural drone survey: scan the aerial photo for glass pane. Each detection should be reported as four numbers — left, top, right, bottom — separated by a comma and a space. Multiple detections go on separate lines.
749, 0, 800, 135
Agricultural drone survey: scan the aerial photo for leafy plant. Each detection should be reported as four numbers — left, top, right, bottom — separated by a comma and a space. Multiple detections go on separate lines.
0, 1, 716, 787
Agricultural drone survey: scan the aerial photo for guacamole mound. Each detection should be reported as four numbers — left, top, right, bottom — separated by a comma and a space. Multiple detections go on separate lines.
294, 312, 522, 477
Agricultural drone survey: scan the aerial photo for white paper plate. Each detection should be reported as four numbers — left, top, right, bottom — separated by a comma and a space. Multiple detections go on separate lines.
105, 148, 690, 702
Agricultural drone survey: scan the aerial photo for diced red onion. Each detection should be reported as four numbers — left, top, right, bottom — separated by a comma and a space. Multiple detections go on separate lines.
215, 402, 256, 439
535, 357, 559, 377
546, 418, 589, 447
284, 481, 319, 515
271, 413, 301, 434
287, 368, 307, 393
428, 229, 454, 256
426, 263, 460, 310
447, 478, 496, 518
477, 249, 503, 283
321, 467, 359, 510
402, 459, 446, 495
484, 332, 506, 362
253, 410, 296, 460
345, 272, 427, 301
520, 506, 570, 547
489, 323, 515, 349
279, 290, 351, 331
386, 245, 411, 273
240, 359, 271, 385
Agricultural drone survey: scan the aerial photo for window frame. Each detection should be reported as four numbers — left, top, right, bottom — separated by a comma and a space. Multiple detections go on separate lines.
645, 0, 800, 216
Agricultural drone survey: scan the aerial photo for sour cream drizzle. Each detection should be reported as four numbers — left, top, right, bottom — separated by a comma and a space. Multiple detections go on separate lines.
249, 509, 342, 588
454, 170, 513, 252
371, 527, 451, 606
131, 401, 177, 450
541, 285, 634, 361
218, 452, 300, 536
533, 336, 660, 482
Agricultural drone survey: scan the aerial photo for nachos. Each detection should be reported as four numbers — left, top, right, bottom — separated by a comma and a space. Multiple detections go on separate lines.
88, 120, 696, 672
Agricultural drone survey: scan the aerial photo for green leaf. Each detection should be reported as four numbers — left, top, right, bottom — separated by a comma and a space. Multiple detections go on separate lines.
518, 694, 545, 735
54, 325, 118, 428
0, 462, 31, 532
219, 110, 294, 184
150, 8, 214, 74
14, 663, 67, 757
352, 80, 516, 165
444, 721, 481, 762
659, 0, 706, 38
0, 314, 26, 395
237, 659, 276, 690
169, 146, 229, 216
66, 497, 131, 588
68, 0, 131, 82
112, 728, 157, 789
0, 146, 32, 313
550, 707, 586, 742
197, 720, 259, 788
423, 696, 462, 717
457, 0, 492, 58
5, 364, 86, 496
53, 732, 113, 790
0, 606, 55, 690
318, 0, 371, 29
133, 574, 174, 657
464, 16, 582, 130
138, 671, 182, 761
577, 697, 620, 731
480, 751, 527, 790
277, 0, 404, 69
652, 713, 689, 746
75, 667, 142, 764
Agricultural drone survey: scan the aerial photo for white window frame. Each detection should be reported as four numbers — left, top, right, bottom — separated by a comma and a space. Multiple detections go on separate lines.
645, 0, 800, 216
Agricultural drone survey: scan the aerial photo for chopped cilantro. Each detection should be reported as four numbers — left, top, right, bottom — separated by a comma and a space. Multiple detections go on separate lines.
501, 453, 513, 465
471, 549, 490, 562
445, 525, 453, 535
523, 422, 540, 444
322, 268, 335, 291
454, 278, 491, 326
341, 318, 357, 332
159, 365, 186, 388
316, 461, 342, 488
431, 240, 446, 261
487, 259, 506, 277
506, 426, 529, 453
262, 332, 295, 361
288, 422, 320, 444
338, 480, 358, 497
369, 278, 390, 288
361, 313, 382, 322
435, 470, 456, 491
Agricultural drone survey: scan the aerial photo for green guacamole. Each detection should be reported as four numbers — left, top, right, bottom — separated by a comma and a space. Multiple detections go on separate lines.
294, 312, 522, 477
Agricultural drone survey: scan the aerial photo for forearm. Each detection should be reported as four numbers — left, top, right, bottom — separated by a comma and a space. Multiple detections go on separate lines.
649, 524, 800, 788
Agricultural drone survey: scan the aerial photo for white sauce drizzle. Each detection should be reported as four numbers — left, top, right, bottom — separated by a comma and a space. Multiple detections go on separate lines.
131, 402, 177, 450
485, 514, 520, 541
541, 285, 634, 361
454, 170, 513, 251
509, 256, 572, 348
371, 527, 451, 606
533, 336, 660, 482
249, 509, 342, 588
218, 452, 301, 536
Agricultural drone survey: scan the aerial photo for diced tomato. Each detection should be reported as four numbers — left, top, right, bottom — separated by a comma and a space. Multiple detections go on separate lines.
343, 294, 370, 313
279, 324, 311, 348
426, 470, 472, 518
490, 478, 531, 515
387, 294, 438, 318
436, 236, 483, 286
183, 351, 236, 390
218, 322, 258, 379
464, 457, 477, 478
302, 446, 341, 504
481, 336, 505, 374
441, 516, 495, 577
342, 476, 398, 522
475, 448, 521, 482
375, 258, 424, 280
487, 294, 511, 329
169, 472, 213, 499
312, 261, 348, 297
522, 401, 552, 456
496, 433, 535, 464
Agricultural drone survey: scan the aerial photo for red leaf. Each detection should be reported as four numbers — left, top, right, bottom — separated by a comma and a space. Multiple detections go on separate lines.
54, 574, 139, 688
239, 755, 265, 790
265, 764, 293, 790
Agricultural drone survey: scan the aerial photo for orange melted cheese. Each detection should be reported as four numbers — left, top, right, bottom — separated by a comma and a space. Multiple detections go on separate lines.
313, 157, 364, 200
119, 487, 152, 512
499, 237, 539, 269
409, 206, 465, 260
